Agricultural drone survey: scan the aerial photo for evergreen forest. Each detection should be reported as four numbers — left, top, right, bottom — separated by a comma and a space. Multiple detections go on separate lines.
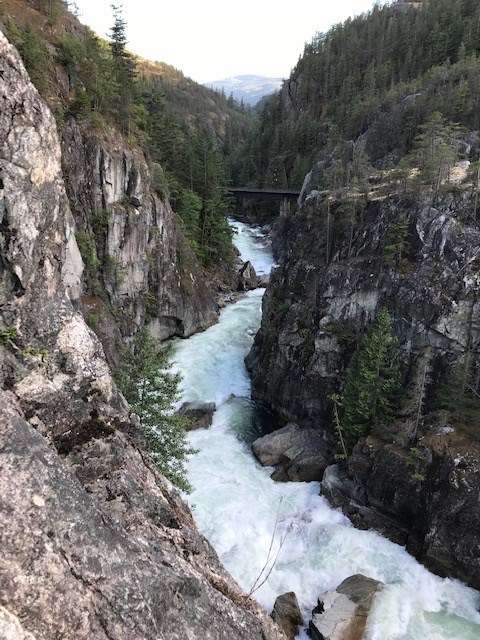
236, 0, 480, 191
8, 1, 480, 258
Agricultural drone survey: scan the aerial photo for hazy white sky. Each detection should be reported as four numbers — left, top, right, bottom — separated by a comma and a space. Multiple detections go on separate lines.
74, 0, 379, 84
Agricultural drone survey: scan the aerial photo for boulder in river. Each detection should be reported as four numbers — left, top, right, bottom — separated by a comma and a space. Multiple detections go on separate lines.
176, 401, 216, 430
252, 423, 329, 482
308, 574, 384, 640
271, 591, 304, 639
237, 260, 260, 291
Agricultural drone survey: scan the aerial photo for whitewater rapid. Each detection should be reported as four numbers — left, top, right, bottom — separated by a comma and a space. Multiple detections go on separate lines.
172, 219, 480, 640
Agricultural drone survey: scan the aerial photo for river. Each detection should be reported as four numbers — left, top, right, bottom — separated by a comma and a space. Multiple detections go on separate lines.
172, 219, 480, 640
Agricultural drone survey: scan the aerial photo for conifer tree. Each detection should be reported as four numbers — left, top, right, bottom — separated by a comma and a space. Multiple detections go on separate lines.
338, 308, 402, 452
17, 23, 51, 94
437, 351, 480, 435
109, 4, 138, 133
410, 112, 462, 190
383, 219, 410, 264
116, 329, 195, 492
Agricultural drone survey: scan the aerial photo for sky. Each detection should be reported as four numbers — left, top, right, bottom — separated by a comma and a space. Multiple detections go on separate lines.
73, 0, 380, 84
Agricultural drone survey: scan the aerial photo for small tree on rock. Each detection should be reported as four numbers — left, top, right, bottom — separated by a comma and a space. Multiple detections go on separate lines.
337, 308, 402, 453
116, 329, 195, 492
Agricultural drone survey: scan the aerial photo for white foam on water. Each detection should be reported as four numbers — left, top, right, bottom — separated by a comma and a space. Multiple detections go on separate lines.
171, 220, 480, 639
229, 218, 277, 276
173, 289, 263, 406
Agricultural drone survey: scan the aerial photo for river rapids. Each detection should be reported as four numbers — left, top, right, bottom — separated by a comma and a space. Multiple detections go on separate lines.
172, 219, 480, 640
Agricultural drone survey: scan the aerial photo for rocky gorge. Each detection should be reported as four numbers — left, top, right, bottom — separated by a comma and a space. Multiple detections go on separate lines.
246, 178, 480, 590
2, 0, 480, 636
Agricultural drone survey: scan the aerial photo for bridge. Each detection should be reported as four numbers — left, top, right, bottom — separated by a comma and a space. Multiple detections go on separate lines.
227, 187, 301, 202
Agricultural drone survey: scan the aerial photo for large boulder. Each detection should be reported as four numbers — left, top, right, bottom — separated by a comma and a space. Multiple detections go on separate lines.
271, 592, 304, 640
177, 401, 216, 430
238, 260, 260, 291
309, 575, 384, 640
252, 423, 329, 482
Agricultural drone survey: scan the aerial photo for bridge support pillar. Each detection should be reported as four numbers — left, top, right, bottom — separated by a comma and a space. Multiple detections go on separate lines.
280, 197, 291, 216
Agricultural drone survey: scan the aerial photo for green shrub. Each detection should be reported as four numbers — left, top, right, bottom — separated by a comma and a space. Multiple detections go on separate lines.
116, 329, 196, 492
86, 313, 100, 331
0, 327, 18, 344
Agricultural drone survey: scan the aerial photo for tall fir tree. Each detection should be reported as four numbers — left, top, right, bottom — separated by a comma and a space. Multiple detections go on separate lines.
109, 4, 139, 134
339, 308, 402, 452
116, 330, 196, 492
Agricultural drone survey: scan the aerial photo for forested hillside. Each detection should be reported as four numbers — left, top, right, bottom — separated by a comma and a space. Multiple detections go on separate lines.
238, 0, 480, 189
245, 0, 480, 588
0, 0, 254, 266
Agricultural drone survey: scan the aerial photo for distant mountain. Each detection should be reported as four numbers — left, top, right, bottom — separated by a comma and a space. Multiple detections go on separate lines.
204, 74, 283, 106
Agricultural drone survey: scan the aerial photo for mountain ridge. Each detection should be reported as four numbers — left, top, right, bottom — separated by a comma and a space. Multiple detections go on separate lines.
205, 74, 283, 105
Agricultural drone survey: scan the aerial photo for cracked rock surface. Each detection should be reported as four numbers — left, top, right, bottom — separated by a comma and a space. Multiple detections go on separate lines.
246, 172, 480, 588
0, 30, 285, 640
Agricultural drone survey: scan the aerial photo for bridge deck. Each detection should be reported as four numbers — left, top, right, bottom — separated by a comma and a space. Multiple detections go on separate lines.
228, 187, 301, 202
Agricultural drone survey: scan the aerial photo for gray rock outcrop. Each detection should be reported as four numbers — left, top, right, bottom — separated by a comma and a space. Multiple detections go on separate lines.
321, 434, 480, 590
0, 30, 286, 640
0, 607, 35, 640
61, 118, 219, 348
271, 592, 304, 639
246, 184, 480, 588
177, 401, 217, 430
237, 260, 260, 291
252, 423, 329, 482
247, 192, 480, 427
309, 575, 383, 640
1, 389, 287, 640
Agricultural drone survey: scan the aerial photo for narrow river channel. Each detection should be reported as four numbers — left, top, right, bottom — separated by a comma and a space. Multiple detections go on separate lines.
172, 219, 480, 640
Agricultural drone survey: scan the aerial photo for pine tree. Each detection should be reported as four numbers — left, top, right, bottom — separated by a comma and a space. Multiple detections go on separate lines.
17, 23, 51, 94
116, 329, 195, 492
410, 112, 462, 190
437, 351, 480, 435
109, 4, 139, 134
339, 308, 402, 452
383, 219, 410, 264
177, 189, 202, 252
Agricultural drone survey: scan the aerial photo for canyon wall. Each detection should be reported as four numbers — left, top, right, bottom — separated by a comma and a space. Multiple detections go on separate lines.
247, 181, 480, 589
0, 30, 285, 640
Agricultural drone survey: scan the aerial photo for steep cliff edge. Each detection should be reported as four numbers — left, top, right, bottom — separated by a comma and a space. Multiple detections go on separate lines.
60, 121, 218, 354
246, 186, 480, 588
1, 0, 248, 360
0, 31, 285, 640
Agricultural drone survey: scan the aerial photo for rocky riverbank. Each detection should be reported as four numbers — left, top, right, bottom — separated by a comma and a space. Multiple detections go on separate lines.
246, 180, 480, 589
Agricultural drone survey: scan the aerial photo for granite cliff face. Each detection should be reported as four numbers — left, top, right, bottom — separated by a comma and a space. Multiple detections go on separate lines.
60, 114, 219, 350
322, 431, 480, 590
247, 188, 480, 426
246, 184, 480, 588
0, 31, 285, 640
